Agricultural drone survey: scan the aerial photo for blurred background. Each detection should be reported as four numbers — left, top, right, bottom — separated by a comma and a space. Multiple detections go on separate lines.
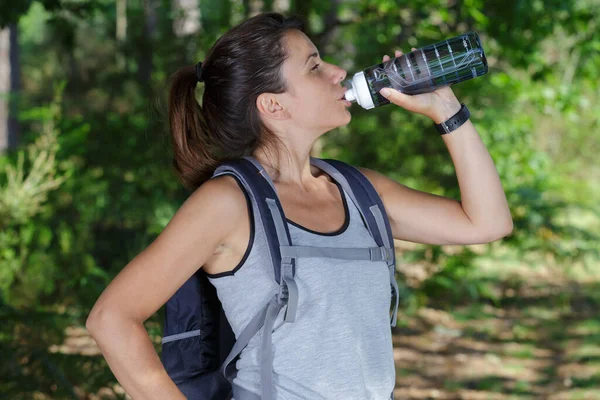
0, 0, 599, 399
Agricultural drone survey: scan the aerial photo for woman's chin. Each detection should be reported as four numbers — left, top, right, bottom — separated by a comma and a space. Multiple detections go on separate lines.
321, 112, 352, 133
340, 110, 352, 126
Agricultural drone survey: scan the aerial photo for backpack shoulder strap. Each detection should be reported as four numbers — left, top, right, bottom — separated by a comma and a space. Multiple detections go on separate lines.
212, 157, 299, 400
310, 157, 400, 326
213, 157, 295, 287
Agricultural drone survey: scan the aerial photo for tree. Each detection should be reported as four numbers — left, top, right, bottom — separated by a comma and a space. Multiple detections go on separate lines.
0, 23, 20, 153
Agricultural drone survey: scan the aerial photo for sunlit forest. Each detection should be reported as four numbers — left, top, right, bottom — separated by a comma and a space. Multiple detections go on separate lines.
1, 0, 599, 398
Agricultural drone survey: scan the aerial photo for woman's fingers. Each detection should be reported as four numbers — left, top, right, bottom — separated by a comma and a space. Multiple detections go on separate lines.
384, 49, 404, 63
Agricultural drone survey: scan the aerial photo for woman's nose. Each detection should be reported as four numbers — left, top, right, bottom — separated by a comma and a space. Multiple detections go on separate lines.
332, 65, 347, 84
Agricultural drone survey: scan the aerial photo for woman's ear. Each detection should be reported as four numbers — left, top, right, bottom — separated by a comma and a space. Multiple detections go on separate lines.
256, 93, 289, 120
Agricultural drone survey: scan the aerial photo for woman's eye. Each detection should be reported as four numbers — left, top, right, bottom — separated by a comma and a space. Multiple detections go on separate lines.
311, 64, 320, 71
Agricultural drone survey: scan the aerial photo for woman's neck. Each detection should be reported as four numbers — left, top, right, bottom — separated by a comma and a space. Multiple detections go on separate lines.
252, 145, 324, 192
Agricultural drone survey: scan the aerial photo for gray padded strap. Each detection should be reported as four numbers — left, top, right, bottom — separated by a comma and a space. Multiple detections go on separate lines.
282, 271, 298, 322
220, 295, 283, 400
279, 245, 394, 263
266, 198, 298, 323
242, 155, 277, 193
266, 198, 290, 247
370, 205, 400, 326
161, 329, 200, 344
261, 297, 283, 400
370, 205, 392, 249
220, 298, 272, 380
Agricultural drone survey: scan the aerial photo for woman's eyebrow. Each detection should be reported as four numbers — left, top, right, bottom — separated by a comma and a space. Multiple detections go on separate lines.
303, 51, 319, 67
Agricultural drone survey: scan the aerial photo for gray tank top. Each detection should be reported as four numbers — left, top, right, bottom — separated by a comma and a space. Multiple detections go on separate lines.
207, 176, 395, 399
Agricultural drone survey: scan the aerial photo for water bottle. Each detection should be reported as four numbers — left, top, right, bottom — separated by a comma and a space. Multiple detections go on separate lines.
344, 32, 488, 109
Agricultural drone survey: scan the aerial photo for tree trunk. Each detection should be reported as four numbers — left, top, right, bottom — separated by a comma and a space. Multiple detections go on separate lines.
172, 0, 201, 37
138, 0, 158, 86
116, 0, 127, 42
0, 23, 20, 153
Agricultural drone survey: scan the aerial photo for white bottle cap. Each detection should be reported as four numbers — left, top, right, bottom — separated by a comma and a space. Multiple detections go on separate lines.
345, 71, 375, 110
344, 87, 357, 102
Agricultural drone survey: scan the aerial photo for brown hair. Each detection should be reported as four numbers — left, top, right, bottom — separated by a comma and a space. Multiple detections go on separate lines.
168, 13, 305, 190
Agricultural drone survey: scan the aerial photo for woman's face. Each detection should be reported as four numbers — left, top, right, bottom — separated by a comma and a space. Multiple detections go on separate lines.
278, 29, 351, 133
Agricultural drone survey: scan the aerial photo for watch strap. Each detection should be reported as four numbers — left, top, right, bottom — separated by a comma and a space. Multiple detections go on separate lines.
435, 103, 470, 135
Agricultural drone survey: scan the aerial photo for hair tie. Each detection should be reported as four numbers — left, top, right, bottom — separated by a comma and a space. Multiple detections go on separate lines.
195, 61, 205, 83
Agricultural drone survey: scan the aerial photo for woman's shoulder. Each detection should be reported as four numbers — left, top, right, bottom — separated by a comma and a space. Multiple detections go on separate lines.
168, 175, 250, 248
177, 173, 250, 251
187, 174, 248, 216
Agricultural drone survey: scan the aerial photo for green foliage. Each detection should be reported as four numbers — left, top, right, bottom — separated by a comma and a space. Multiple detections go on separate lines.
0, 0, 104, 29
0, 83, 71, 306
0, 0, 599, 397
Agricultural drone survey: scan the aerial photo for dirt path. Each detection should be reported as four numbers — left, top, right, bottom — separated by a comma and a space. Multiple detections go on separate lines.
391, 282, 600, 399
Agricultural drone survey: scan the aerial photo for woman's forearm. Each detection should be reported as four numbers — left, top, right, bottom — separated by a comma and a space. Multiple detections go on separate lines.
86, 313, 186, 399
378, 72, 513, 237
440, 118, 513, 235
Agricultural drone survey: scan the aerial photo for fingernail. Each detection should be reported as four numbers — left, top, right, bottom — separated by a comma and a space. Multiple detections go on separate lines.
380, 88, 391, 97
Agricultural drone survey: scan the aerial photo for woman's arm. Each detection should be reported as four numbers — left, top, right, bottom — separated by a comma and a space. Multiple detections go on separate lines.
358, 50, 513, 246
360, 116, 512, 245
85, 176, 246, 399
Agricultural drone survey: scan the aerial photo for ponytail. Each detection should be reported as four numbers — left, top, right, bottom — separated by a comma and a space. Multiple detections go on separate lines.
168, 66, 219, 190
167, 13, 305, 191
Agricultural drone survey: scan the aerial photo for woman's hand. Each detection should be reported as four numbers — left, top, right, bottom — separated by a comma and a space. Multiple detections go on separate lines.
380, 49, 462, 124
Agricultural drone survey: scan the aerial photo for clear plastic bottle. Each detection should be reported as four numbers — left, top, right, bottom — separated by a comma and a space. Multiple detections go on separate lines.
344, 32, 488, 109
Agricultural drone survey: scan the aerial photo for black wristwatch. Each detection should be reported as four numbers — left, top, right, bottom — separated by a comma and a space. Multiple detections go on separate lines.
435, 103, 470, 135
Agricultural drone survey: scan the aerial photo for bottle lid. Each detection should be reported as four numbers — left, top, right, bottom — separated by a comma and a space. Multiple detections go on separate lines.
344, 87, 357, 102
349, 71, 375, 109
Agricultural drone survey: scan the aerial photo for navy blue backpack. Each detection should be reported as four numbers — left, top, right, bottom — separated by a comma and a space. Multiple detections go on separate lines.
161, 156, 399, 399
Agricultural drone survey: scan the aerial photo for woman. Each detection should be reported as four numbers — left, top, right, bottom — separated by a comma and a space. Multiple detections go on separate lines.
86, 12, 513, 399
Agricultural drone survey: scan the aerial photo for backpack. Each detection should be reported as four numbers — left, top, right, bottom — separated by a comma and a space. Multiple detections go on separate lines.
161, 156, 400, 400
